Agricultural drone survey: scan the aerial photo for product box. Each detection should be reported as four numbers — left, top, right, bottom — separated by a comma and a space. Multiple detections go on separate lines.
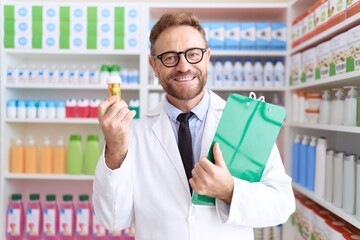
330, 32, 350, 75
14, 34, 31, 49
209, 22, 225, 50
224, 22, 240, 50
347, 25, 360, 71
302, 47, 316, 82
298, 199, 317, 240
125, 36, 140, 51
98, 21, 114, 39
325, 221, 356, 240
240, 22, 255, 50
43, 5, 59, 21
14, 4, 32, 20
97, 36, 114, 50
97, 6, 114, 22
290, 52, 302, 85
70, 20, 86, 37
313, 0, 328, 35
347, 0, 360, 17
328, 0, 347, 27
43, 35, 59, 49
125, 21, 140, 37
70, 5, 86, 21
292, 14, 305, 48
43, 21, 59, 36
201, 22, 211, 43
125, 6, 140, 22
310, 208, 338, 240
70, 36, 86, 50
255, 22, 271, 50
271, 22, 286, 50
315, 40, 331, 79
15, 20, 32, 36
302, 9, 315, 42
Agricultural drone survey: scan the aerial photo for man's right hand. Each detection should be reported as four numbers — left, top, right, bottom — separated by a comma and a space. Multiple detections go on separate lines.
98, 96, 136, 170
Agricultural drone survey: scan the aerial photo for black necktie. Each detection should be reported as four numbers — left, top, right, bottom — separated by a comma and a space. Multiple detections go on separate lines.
177, 112, 194, 193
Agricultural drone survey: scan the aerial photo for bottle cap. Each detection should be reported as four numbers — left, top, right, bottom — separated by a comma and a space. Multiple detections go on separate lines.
46, 194, 56, 201
107, 75, 122, 84
11, 194, 22, 201
63, 194, 73, 201
110, 64, 121, 72
30, 194, 40, 201
70, 134, 81, 141
87, 134, 99, 141
100, 64, 110, 72
79, 194, 89, 201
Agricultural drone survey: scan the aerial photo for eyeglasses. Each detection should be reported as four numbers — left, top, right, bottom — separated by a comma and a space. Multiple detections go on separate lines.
153, 47, 207, 68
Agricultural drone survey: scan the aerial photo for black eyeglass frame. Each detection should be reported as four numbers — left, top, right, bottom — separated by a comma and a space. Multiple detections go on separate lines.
152, 47, 207, 68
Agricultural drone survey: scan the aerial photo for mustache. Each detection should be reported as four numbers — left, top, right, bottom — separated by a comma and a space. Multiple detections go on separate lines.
169, 70, 199, 79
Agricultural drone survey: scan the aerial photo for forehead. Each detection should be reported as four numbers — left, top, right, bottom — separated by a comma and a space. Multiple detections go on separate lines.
153, 25, 205, 53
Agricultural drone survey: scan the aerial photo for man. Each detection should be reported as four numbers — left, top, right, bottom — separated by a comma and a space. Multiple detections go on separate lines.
93, 11, 295, 240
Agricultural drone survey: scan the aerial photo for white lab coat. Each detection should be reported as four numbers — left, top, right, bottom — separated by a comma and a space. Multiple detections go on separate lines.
93, 90, 295, 240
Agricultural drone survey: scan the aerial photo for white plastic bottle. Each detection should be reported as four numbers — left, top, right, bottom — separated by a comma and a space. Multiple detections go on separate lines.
59, 64, 69, 84
48, 64, 59, 84
243, 58, 253, 87
69, 64, 78, 84
319, 90, 331, 124
213, 58, 223, 86
89, 64, 99, 84
7, 65, 17, 83
274, 58, 285, 87
253, 58, 263, 87
343, 86, 358, 126
223, 57, 233, 87
37, 64, 48, 83
78, 64, 89, 85
17, 64, 28, 83
99, 64, 110, 85
330, 88, 344, 125
263, 58, 274, 87
291, 91, 299, 122
207, 60, 214, 86
28, 64, 37, 83
233, 58, 243, 87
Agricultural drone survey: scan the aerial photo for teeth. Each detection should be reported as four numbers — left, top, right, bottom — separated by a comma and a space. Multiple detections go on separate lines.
176, 77, 193, 81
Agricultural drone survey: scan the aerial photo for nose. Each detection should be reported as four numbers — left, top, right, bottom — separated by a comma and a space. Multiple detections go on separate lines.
175, 54, 191, 72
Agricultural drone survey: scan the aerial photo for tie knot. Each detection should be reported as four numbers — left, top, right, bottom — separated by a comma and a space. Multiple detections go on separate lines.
177, 112, 193, 123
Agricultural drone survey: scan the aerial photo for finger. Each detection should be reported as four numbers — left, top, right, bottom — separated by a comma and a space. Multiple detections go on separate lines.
198, 157, 214, 174
189, 178, 198, 191
121, 110, 137, 127
105, 100, 129, 120
213, 143, 227, 168
193, 161, 208, 179
98, 97, 117, 118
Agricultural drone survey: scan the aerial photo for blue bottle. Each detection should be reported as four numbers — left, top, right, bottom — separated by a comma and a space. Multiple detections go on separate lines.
299, 135, 309, 187
307, 136, 317, 191
292, 134, 301, 183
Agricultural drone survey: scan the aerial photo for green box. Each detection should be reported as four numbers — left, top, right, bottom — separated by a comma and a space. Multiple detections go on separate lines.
87, 22, 97, 36
32, 35, 42, 49
87, 7, 97, 21
4, 5, 15, 20
114, 36, 124, 50
4, 20, 15, 35
60, 21, 70, 35
87, 36, 97, 50
60, 35, 70, 49
32, 6, 42, 21
4, 34, 15, 48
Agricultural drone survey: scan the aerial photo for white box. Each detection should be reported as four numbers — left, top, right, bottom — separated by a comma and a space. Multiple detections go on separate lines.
43, 35, 59, 49
98, 21, 114, 38
209, 22, 225, 50
331, 32, 349, 75
302, 47, 316, 82
125, 7, 140, 22
43, 21, 59, 36
256, 22, 271, 50
97, 36, 114, 50
70, 6, 86, 21
15, 20, 32, 35
316, 40, 331, 78
313, 0, 328, 29
347, 25, 360, 70
70, 35, 86, 50
14, 5, 32, 20
271, 23, 286, 50
224, 22, 240, 50
97, 6, 114, 22
291, 52, 302, 85
125, 20, 140, 36
70, 20, 86, 37
240, 22, 255, 50
14, 34, 31, 49
201, 22, 210, 43
328, 0, 346, 20
43, 5, 59, 21
125, 36, 140, 51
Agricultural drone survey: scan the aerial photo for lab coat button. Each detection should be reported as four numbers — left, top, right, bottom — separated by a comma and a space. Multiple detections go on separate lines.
188, 216, 195, 223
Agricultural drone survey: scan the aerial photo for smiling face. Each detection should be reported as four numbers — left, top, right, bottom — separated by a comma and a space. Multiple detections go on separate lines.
149, 25, 210, 111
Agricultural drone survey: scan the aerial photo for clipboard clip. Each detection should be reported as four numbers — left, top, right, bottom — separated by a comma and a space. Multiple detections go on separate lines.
248, 92, 265, 102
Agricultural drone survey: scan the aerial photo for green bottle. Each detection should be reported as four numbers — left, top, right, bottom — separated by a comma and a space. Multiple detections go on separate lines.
66, 134, 83, 175
83, 134, 101, 175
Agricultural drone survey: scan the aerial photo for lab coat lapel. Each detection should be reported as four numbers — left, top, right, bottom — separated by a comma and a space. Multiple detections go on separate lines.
152, 107, 190, 194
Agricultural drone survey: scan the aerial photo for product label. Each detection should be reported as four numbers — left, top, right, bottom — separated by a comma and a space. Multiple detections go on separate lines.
92, 212, 106, 237
26, 209, 40, 236
7, 208, 21, 236
43, 209, 56, 236
60, 208, 73, 236
76, 208, 90, 235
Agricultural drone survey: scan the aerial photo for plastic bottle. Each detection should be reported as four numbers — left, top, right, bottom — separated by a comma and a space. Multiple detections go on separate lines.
84, 134, 101, 175
107, 76, 122, 102
110, 64, 121, 77
24, 136, 38, 174
78, 64, 89, 85
233, 58, 243, 87
306, 136, 317, 191
263, 58, 274, 87
213, 58, 223, 86
92, 209, 107, 239
128, 69, 139, 84
99, 64, 110, 85
319, 90, 331, 125
69, 64, 79, 84
47, 101, 56, 119
18, 64, 29, 83
292, 134, 301, 184
243, 58, 253, 87
67, 134, 83, 175
37, 100, 48, 119
274, 58, 285, 87
76, 194, 92, 239
7, 100, 17, 119
253, 58, 263, 87
65, 98, 77, 118
314, 137, 327, 198
343, 86, 358, 126
40, 136, 53, 174
330, 88, 344, 125
299, 135, 309, 187
7, 65, 17, 83
59, 194, 76, 240
223, 57, 233, 87
123, 226, 135, 240
25, 193, 43, 240
333, 151, 345, 208
48, 64, 59, 84
10, 138, 25, 173
343, 154, 357, 215
53, 136, 67, 174
271, 93, 283, 106
28, 64, 37, 83
17, 100, 27, 119
26, 100, 37, 119
89, 99, 100, 118
6, 193, 25, 240
42, 194, 59, 240
89, 64, 99, 84
207, 60, 214, 86
324, 149, 335, 202
59, 64, 69, 84
129, 98, 140, 119
56, 101, 66, 119
120, 69, 128, 84
38, 64, 49, 83
77, 99, 90, 118
298, 91, 306, 123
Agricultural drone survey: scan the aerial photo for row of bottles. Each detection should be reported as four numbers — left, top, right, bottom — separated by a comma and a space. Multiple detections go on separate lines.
10, 134, 101, 175
207, 57, 285, 87
292, 134, 360, 219
7, 64, 139, 85
291, 86, 360, 126
6, 193, 135, 240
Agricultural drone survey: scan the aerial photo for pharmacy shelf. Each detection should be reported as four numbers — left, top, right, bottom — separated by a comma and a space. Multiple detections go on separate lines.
4, 49, 141, 56
4, 173, 94, 181
148, 85, 286, 92
289, 70, 360, 91
291, 12, 360, 54
5, 83, 140, 90
5, 118, 99, 124
211, 50, 287, 57
289, 123, 360, 134
293, 183, 360, 229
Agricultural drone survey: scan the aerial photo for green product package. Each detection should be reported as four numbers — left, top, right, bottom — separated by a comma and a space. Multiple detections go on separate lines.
192, 93, 286, 206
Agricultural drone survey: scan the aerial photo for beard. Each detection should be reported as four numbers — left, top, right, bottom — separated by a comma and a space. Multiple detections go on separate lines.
159, 70, 207, 101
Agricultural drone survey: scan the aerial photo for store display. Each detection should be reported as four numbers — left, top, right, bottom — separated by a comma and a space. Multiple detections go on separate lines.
42, 195, 59, 240
25, 194, 42, 240
75, 195, 92, 239
59, 195, 75, 240
6, 194, 25, 240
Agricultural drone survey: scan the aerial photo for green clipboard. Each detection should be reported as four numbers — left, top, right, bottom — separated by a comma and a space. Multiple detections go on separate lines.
192, 92, 286, 206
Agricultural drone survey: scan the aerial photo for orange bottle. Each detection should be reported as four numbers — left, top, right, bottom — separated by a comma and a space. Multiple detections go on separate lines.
24, 136, 38, 173
40, 136, 53, 174
53, 137, 67, 174
10, 138, 25, 173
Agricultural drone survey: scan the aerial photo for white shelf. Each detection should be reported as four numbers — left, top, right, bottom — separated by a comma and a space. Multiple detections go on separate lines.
291, 12, 360, 54
4, 173, 94, 181
148, 85, 286, 92
292, 183, 360, 229
211, 50, 287, 57
148, 2, 288, 9
5, 83, 140, 90
4, 49, 140, 56
289, 123, 360, 134
289, 70, 360, 91
5, 118, 99, 124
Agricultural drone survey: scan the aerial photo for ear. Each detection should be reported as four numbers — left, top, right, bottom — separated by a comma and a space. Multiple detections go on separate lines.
206, 48, 211, 62
149, 57, 159, 79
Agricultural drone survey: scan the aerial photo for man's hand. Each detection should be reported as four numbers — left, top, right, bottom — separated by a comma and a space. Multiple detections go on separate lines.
189, 143, 234, 204
97, 96, 136, 170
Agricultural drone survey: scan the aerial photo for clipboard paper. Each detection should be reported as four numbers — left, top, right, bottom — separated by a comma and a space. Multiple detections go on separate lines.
192, 93, 286, 206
